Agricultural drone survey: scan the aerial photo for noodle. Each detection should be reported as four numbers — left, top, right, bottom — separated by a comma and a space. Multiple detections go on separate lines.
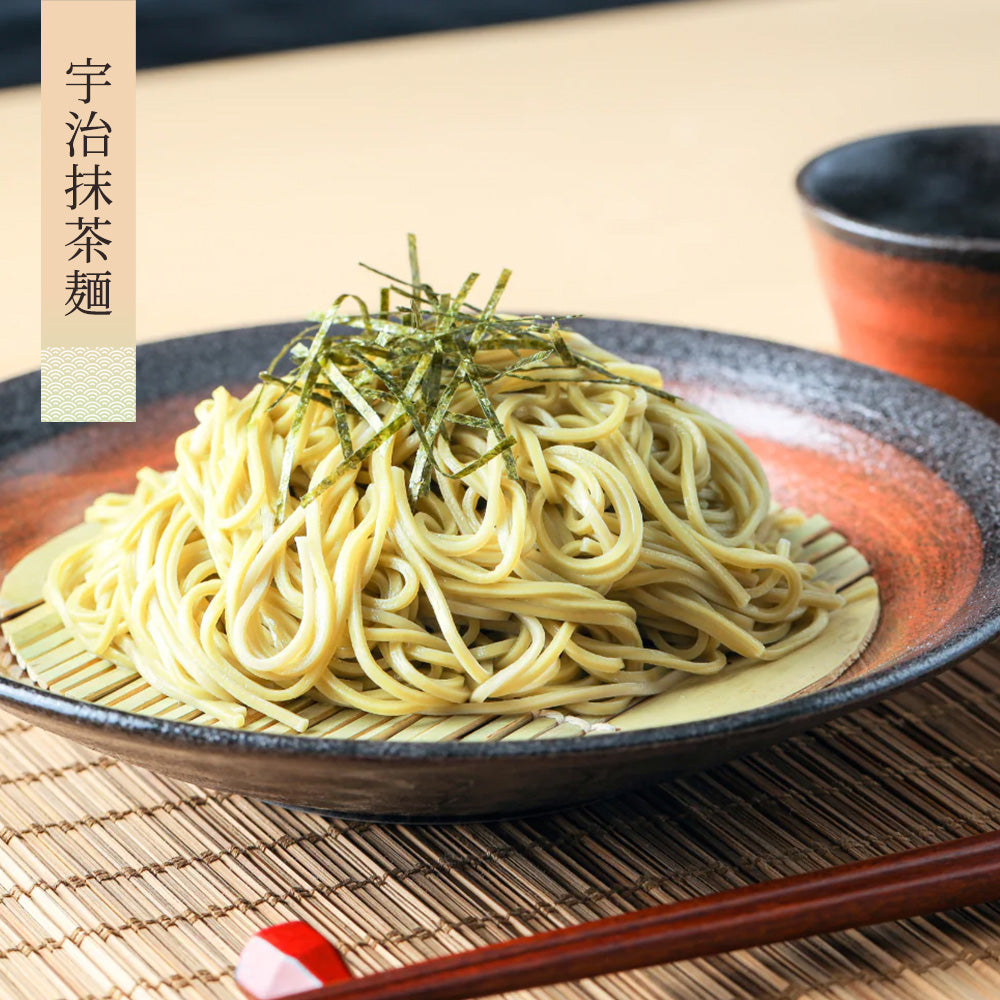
44, 331, 843, 732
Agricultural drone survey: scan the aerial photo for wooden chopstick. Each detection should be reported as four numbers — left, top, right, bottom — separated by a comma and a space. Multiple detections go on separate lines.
276, 829, 1000, 1000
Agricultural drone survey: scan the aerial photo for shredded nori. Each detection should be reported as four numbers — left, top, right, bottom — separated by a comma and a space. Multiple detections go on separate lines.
263, 235, 677, 522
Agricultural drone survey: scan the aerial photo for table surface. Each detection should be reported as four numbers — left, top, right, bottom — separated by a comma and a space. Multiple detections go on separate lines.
4, 0, 1000, 381
4, 1, 1000, 998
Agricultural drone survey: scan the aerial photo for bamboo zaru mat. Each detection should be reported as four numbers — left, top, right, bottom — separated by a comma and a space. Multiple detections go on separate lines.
1, 641, 1000, 1000
0, 512, 877, 741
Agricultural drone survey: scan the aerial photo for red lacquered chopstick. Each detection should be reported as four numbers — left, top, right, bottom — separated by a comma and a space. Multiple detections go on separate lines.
244, 830, 1000, 1000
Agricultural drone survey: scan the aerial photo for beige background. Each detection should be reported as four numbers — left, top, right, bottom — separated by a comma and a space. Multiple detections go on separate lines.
3, 0, 999, 378
41, 0, 135, 351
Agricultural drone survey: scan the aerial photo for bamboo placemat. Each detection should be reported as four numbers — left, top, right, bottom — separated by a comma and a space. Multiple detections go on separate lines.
2, 640, 1000, 1000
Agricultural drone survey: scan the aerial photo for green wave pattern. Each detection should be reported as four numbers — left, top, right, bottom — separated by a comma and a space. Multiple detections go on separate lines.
40, 347, 136, 423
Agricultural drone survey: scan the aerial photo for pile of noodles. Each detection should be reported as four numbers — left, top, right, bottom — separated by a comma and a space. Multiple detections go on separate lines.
45, 331, 842, 731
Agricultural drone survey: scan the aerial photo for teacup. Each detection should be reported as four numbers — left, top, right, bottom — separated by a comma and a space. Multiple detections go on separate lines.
797, 125, 1000, 420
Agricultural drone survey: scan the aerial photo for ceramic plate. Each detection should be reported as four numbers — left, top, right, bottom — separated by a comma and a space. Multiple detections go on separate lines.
1, 320, 998, 821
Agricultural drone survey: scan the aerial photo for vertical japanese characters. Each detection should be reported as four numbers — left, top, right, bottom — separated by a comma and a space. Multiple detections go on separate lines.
40, 1, 136, 423
64, 58, 113, 319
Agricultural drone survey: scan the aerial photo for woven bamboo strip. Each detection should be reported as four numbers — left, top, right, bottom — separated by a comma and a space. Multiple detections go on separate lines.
2, 640, 1000, 1000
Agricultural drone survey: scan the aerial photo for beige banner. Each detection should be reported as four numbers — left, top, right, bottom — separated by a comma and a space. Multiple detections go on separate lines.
41, 0, 135, 421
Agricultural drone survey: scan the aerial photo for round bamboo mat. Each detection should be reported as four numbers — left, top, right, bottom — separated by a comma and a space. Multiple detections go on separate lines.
1, 509, 878, 739
0, 637, 998, 998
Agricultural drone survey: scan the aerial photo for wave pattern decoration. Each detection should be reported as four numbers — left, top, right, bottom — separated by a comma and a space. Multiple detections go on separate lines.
41, 346, 136, 423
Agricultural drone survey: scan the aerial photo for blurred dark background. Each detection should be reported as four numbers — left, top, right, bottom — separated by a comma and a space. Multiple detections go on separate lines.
7, 0, 665, 89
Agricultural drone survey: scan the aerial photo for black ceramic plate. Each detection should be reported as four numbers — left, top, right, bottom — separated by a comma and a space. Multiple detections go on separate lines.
2, 320, 999, 821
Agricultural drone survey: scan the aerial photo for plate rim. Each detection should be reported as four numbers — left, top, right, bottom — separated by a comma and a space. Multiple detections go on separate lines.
5, 318, 1000, 760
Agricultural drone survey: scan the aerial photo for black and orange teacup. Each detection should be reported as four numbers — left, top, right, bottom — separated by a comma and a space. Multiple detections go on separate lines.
797, 125, 1000, 421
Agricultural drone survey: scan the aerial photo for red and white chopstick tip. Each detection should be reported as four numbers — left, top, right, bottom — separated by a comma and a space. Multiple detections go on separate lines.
235, 921, 353, 1000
